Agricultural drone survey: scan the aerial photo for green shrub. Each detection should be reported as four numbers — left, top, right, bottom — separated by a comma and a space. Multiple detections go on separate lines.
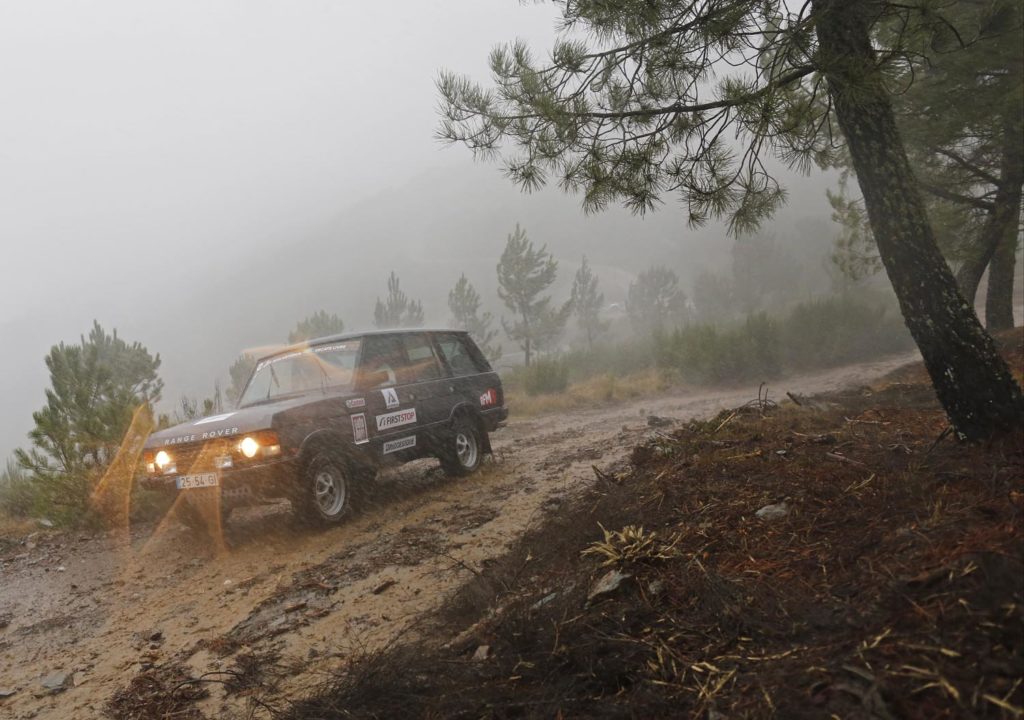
562, 340, 655, 380
0, 459, 37, 518
655, 313, 780, 384
523, 356, 571, 395
505, 294, 911, 396
0, 456, 171, 527
779, 296, 913, 369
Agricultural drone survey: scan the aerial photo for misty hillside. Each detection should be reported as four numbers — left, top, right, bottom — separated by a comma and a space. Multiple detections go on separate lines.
149, 160, 837, 406
0, 157, 836, 464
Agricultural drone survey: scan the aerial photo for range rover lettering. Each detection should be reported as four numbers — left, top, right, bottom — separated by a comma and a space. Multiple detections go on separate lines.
140, 330, 507, 529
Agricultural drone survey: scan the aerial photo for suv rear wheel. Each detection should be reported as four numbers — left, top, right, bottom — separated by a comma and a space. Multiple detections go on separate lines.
293, 451, 355, 524
441, 415, 484, 476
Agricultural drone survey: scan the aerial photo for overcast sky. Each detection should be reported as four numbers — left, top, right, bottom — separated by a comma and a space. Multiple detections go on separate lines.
0, 2, 839, 463
0, 1, 562, 299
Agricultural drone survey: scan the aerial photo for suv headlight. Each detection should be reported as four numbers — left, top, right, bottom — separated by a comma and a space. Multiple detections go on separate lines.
239, 437, 259, 458
143, 449, 176, 475
236, 431, 282, 460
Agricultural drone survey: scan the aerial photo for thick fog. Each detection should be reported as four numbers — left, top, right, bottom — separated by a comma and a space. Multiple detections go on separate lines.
0, 1, 838, 462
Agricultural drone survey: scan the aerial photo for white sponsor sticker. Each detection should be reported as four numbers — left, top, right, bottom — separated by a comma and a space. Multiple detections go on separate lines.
193, 412, 236, 426
314, 343, 351, 354
376, 408, 417, 431
345, 397, 366, 409
381, 387, 400, 409
382, 435, 416, 454
351, 413, 368, 444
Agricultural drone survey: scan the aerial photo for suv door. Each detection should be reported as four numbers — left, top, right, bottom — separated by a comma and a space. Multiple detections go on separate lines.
395, 333, 450, 449
357, 334, 420, 457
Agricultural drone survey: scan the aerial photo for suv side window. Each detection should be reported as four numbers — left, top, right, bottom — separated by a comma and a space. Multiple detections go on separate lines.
399, 334, 443, 383
436, 333, 489, 376
359, 335, 405, 388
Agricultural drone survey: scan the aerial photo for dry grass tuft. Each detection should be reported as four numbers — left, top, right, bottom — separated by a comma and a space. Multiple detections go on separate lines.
0, 514, 37, 541
581, 523, 681, 567
505, 368, 674, 417
105, 664, 209, 720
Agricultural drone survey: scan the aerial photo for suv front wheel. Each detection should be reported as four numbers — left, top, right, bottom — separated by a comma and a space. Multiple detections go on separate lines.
293, 451, 355, 525
441, 415, 483, 476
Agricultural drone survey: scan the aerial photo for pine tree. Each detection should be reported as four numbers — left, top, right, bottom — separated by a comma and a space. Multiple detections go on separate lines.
374, 271, 425, 329
692, 270, 736, 325
827, 0, 1022, 328
15, 322, 163, 520
438, 0, 1024, 439
175, 382, 224, 423
496, 224, 570, 366
289, 310, 346, 343
448, 274, 501, 361
569, 256, 606, 348
627, 267, 687, 335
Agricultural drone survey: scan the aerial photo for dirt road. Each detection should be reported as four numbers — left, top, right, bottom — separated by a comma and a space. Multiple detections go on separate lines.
0, 352, 919, 719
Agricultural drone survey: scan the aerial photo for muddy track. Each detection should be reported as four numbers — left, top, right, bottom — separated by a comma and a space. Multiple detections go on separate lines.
0, 353, 919, 719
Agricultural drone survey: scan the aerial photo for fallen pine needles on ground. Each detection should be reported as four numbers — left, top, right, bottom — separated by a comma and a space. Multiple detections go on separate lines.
277, 337, 1023, 719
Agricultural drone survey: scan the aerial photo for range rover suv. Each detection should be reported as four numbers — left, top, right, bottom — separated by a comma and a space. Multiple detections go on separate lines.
140, 329, 507, 529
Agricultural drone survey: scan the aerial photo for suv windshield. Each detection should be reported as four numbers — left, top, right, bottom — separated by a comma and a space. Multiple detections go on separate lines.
239, 340, 361, 406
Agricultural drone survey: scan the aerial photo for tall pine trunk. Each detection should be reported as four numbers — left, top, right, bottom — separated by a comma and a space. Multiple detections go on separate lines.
955, 114, 1023, 309
985, 198, 1020, 331
814, 0, 1023, 440
523, 313, 532, 367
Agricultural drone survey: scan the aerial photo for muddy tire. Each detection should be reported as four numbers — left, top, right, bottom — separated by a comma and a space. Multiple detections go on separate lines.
292, 451, 356, 525
174, 489, 230, 535
441, 415, 484, 476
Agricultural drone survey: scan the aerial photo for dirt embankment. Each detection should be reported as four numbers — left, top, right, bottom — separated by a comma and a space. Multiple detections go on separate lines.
278, 337, 1024, 719
0, 351, 937, 719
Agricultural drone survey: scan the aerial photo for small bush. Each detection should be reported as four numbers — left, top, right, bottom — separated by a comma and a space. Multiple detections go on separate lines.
522, 356, 570, 396
655, 312, 781, 384
0, 460, 37, 518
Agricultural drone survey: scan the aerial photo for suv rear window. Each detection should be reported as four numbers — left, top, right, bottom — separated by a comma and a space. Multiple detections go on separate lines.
436, 333, 490, 376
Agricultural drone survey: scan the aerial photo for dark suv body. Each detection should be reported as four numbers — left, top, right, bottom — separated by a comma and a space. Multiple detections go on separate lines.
141, 329, 506, 526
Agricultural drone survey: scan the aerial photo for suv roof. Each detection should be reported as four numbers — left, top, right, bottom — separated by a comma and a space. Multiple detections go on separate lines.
256, 328, 469, 364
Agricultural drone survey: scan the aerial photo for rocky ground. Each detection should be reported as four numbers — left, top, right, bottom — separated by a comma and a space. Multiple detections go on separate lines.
0, 352, 923, 719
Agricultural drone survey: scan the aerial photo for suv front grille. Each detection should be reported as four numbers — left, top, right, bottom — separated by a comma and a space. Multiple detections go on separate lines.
162, 439, 233, 475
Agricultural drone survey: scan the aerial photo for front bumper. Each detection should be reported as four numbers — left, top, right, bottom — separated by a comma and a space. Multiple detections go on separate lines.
139, 456, 298, 504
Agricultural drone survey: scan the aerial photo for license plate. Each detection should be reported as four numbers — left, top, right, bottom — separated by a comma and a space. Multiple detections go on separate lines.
176, 473, 219, 490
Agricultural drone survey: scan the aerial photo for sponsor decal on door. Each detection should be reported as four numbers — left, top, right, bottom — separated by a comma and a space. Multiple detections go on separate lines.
479, 388, 497, 407
381, 387, 400, 409
351, 413, 369, 444
383, 435, 416, 454
376, 408, 417, 431
345, 397, 366, 409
